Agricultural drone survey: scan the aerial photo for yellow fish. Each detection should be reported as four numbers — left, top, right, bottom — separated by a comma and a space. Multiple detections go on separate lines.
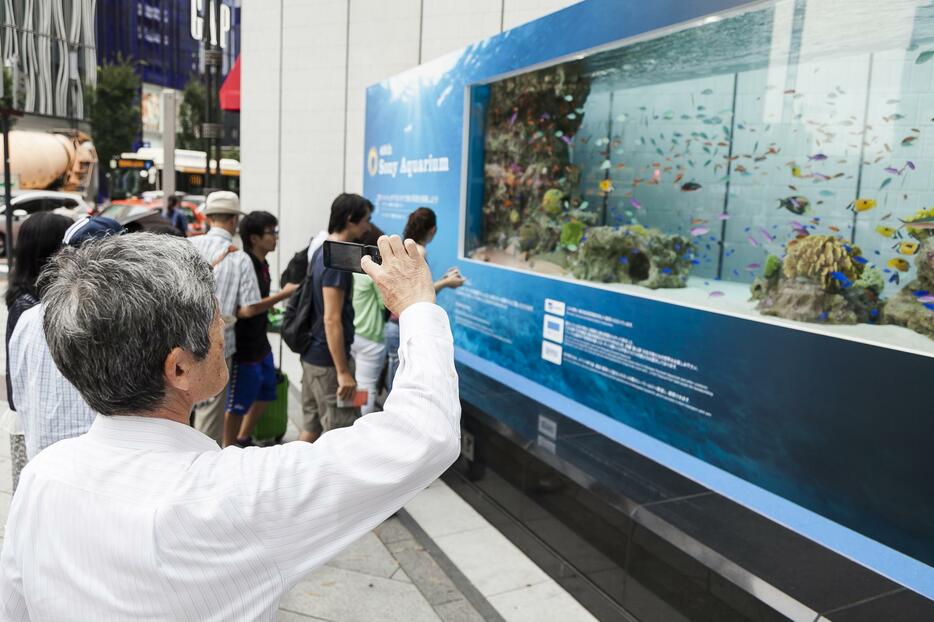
853, 198, 877, 212
509, 209, 520, 224
888, 257, 910, 271
599, 179, 614, 193
875, 225, 897, 238
791, 166, 802, 178
893, 241, 919, 255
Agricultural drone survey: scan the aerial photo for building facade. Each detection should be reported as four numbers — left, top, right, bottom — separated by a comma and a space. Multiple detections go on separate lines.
0, 0, 98, 129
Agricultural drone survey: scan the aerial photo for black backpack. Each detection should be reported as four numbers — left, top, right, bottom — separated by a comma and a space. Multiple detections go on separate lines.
281, 247, 320, 354
280, 246, 310, 288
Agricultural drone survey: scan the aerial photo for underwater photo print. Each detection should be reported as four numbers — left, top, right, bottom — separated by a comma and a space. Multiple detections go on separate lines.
465, 0, 934, 354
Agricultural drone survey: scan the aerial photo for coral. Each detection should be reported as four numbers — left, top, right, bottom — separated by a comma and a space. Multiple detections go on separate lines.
884, 238, 934, 340
854, 266, 884, 295
570, 225, 693, 289
755, 236, 878, 325
782, 235, 863, 289
542, 189, 564, 217
764, 254, 782, 279
559, 220, 585, 250
903, 206, 934, 242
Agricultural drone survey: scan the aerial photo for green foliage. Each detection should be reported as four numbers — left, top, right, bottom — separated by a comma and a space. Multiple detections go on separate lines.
177, 78, 205, 150
764, 254, 782, 279
87, 57, 141, 166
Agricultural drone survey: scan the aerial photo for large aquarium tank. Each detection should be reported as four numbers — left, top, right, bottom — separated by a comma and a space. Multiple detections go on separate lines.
464, 0, 934, 355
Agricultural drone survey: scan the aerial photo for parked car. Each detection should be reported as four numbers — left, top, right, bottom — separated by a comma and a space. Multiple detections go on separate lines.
0, 191, 88, 257
97, 204, 173, 233
110, 191, 207, 236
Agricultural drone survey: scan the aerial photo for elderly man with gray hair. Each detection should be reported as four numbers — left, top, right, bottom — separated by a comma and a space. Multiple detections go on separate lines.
0, 233, 460, 620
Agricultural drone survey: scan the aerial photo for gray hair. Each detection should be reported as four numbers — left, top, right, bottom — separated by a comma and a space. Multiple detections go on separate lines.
39, 233, 216, 416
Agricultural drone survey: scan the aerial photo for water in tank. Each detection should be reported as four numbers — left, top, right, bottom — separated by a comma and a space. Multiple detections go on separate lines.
466, 0, 934, 354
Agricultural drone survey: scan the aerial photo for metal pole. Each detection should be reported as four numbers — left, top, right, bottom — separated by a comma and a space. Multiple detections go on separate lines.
162, 89, 176, 200
3, 113, 13, 269
214, 0, 223, 190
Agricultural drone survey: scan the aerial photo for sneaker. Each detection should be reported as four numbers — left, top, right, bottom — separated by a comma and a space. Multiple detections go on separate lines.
234, 436, 254, 448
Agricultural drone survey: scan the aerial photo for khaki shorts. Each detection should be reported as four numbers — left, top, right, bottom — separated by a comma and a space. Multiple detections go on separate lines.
301, 358, 360, 434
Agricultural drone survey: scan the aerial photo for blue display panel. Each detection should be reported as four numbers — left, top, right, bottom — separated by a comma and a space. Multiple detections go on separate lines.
363, 0, 934, 598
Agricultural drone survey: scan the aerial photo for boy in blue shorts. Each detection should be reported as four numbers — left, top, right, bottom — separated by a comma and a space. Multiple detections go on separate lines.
226, 210, 282, 447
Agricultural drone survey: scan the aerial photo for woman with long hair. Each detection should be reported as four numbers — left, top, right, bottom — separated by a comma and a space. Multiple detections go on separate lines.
4, 211, 73, 489
384, 207, 465, 392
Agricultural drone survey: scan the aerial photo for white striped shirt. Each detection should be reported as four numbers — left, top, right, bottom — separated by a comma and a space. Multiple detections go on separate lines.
8, 304, 97, 460
1, 302, 460, 621
189, 228, 261, 358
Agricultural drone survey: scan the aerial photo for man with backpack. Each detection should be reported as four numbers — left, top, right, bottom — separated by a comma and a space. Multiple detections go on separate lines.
296, 194, 373, 443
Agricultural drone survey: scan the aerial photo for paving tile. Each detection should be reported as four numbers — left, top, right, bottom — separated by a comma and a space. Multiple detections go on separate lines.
326, 531, 400, 579
392, 546, 463, 606
374, 516, 412, 545
280, 565, 441, 622
386, 537, 423, 555
390, 567, 413, 584
435, 599, 487, 622
433, 526, 550, 597
404, 481, 489, 539
486, 581, 598, 622
276, 609, 331, 621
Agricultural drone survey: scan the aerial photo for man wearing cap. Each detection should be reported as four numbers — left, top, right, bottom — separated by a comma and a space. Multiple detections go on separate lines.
8, 216, 124, 460
190, 191, 298, 444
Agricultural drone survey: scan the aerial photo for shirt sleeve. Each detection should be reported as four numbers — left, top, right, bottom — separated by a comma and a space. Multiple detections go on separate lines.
1, 492, 29, 621
320, 266, 349, 290
231, 302, 460, 585
236, 254, 262, 308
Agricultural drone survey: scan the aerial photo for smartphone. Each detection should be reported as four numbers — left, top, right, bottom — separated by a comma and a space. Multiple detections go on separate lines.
323, 240, 381, 274
337, 390, 369, 408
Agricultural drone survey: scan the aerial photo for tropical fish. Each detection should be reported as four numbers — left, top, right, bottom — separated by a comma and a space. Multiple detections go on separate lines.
925, 303, 934, 312
508, 110, 517, 126
853, 256, 868, 264
913, 290, 930, 297
875, 226, 896, 240
888, 258, 910, 272
918, 295, 934, 304
901, 216, 934, 229
599, 179, 614, 193
879, 178, 893, 190
661, 267, 673, 274
902, 135, 918, 146
778, 196, 809, 214
808, 153, 828, 161
717, 213, 730, 220
745, 263, 761, 271
829, 271, 853, 288
708, 290, 725, 298
701, 88, 714, 95
630, 198, 642, 209
850, 198, 877, 212
681, 182, 702, 192
894, 241, 920, 255
690, 226, 710, 236
791, 165, 802, 177
747, 235, 759, 247
759, 228, 775, 242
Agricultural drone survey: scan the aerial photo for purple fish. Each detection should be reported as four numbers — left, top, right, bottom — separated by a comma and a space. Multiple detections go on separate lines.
808, 153, 828, 161
918, 295, 934, 303
759, 227, 775, 242
561, 135, 572, 145
812, 172, 831, 181
907, 160, 916, 170
630, 198, 642, 209
747, 235, 759, 247
508, 110, 518, 126
708, 290, 725, 298
717, 213, 730, 220
691, 226, 709, 236
745, 263, 762, 271
884, 166, 899, 174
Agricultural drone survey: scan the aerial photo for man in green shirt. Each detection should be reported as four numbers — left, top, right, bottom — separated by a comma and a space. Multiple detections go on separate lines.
350, 227, 387, 415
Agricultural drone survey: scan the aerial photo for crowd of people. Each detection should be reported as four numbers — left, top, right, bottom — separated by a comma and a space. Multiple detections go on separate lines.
0, 190, 462, 619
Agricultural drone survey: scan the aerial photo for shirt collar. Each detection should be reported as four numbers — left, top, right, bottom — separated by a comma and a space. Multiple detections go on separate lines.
206, 227, 233, 242
87, 415, 220, 453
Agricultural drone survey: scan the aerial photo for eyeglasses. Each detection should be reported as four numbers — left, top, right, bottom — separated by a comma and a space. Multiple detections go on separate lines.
263, 228, 279, 236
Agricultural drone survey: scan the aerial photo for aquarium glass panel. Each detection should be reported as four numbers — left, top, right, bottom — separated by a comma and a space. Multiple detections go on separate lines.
465, 0, 934, 355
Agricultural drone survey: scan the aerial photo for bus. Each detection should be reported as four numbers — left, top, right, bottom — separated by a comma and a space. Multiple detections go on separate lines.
109, 148, 240, 200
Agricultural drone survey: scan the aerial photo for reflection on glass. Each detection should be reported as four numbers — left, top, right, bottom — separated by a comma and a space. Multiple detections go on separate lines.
466, 0, 934, 354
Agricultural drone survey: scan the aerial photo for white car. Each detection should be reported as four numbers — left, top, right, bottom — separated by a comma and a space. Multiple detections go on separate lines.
0, 191, 90, 257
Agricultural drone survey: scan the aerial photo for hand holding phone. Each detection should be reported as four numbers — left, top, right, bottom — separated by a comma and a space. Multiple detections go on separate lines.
323, 240, 382, 274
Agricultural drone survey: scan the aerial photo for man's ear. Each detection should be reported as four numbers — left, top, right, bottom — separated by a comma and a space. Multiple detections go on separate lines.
164, 347, 194, 393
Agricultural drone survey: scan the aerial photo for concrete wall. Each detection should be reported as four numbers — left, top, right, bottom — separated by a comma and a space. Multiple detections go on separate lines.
240, 0, 582, 282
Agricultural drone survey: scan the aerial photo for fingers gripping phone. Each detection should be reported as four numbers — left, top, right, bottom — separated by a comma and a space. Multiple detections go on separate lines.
323, 241, 382, 274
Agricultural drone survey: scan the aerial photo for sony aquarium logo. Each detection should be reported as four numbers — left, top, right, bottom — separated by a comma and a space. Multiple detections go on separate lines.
367, 144, 450, 178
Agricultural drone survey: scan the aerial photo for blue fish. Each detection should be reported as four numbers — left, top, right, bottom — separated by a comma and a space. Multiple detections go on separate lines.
818, 311, 829, 321
870, 308, 879, 319
913, 290, 930, 297
925, 303, 934, 312
853, 256, 868, 264
618, 256, 629, 265
661, 267, 673, 274
691, 259, 701, 265
829, 271, 852, 288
